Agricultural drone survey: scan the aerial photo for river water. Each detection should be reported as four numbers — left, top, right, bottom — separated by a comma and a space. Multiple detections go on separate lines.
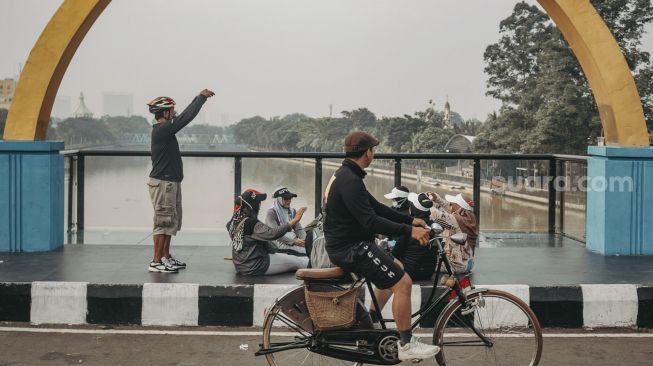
69, 156, 585, 245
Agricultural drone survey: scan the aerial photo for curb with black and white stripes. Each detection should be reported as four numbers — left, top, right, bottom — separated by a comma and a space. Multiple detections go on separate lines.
1, 282, 651, 328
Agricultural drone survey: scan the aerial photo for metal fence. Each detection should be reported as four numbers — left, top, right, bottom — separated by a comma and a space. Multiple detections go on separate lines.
62, 149, 587, 243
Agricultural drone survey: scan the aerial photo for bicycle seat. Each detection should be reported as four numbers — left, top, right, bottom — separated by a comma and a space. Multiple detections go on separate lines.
296, 267, 345, 280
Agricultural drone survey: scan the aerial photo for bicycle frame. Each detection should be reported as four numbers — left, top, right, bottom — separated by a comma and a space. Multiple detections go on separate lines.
367, 235, 493, 347
368, 235, 470, 330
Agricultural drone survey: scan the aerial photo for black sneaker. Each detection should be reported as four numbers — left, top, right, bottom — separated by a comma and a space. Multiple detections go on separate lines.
148, 261, 178, 273
168, 255, 186, 269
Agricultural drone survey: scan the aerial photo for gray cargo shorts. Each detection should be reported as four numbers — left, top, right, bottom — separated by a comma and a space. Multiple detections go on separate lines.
147, 177, 182, 236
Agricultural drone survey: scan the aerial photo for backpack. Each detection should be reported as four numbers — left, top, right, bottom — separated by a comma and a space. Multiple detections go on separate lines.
308, 215, 335, 269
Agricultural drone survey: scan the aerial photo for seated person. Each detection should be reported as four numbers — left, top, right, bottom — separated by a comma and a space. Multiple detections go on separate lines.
227, 189, 308, 276
391, 192, 438, 281
264, 186, 307, 256
428, 192, 479, 274
384, 185, 411, 215
375, 186, 411, 251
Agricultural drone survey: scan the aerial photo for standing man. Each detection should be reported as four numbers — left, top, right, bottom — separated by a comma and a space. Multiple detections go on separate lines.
323, 131, 440, 361
146, 89, 215, 273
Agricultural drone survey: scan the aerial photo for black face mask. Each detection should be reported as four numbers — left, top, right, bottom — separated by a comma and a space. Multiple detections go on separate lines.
239, 196, 261, 216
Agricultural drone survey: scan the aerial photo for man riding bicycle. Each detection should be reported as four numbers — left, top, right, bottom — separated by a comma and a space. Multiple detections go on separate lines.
323, 131, 441, 361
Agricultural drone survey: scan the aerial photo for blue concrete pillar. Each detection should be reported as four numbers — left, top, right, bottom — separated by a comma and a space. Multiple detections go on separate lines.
586, 146, 653, 255
0, 141, 64, 252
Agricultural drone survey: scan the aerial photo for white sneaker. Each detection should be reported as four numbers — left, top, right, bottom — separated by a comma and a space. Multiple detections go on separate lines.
398, 336, 440, 361
148, 261, 178, 273
162, 256, 183, 271
168, 255, 186, 269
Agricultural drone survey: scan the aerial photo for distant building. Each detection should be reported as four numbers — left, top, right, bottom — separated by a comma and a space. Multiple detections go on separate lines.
52, 96, 71, 119
72, 92, 93, 118
0, 78, 16, 110
103, 92, 133, 116
443, 97, 451, 128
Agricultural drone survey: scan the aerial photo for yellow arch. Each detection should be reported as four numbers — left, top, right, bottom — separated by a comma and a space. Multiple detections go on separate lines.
3, 0, 650, 146
538, 0, 649, 146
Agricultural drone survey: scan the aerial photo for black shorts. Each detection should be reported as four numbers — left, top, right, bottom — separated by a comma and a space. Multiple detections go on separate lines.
351, 241, 405, 289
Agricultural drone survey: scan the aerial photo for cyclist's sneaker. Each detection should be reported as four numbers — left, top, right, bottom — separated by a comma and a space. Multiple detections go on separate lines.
167, 255, 186, 269
398, 337, 440, 361
148, 261, 178, 273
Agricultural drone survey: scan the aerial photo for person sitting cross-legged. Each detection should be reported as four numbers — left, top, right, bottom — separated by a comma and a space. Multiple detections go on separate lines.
264, 186, 307, 256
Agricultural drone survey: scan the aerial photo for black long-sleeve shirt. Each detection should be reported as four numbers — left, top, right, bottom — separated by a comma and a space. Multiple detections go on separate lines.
324, 159, 413, 266
149, 95, 207, 182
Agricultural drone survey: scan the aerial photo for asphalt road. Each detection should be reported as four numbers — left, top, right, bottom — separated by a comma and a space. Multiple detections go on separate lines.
0, 325, 651, 366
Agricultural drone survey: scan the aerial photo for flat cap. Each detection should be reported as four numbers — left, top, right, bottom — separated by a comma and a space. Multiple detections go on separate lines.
344, 131, 380, 153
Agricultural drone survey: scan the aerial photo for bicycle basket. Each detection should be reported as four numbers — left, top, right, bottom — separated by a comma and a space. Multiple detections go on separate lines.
304, 286, 360, 331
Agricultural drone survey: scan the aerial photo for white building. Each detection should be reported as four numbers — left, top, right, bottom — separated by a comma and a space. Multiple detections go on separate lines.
72, 92, 93, 118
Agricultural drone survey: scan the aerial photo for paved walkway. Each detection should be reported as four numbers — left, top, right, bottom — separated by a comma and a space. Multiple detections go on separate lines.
2, 233, 652, 286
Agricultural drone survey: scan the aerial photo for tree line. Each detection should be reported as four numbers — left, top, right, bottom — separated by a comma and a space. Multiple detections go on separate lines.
232, 105, 481, 153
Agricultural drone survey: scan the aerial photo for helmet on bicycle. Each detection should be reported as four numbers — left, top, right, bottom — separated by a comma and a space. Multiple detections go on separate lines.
146, 96, 176, 114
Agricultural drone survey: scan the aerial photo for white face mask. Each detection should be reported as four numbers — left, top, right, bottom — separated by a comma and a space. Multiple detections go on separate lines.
392, 198, 408, 208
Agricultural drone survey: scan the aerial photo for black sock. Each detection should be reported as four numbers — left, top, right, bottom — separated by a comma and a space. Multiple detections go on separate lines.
399, 330, 412, 346
369, 310, 380, 323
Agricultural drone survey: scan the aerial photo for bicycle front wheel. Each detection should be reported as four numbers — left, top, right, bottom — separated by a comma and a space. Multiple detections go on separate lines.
433, 289, 543, 366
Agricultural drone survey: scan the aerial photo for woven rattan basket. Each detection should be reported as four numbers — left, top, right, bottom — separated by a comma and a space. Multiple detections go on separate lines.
304, 286, 360, 331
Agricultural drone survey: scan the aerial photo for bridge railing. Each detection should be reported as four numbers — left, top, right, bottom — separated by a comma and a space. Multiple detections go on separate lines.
61, 149, 587, 243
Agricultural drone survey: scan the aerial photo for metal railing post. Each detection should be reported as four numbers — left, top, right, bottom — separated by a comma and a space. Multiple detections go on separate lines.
75, 154, 85, 244
394, 158, 402, 187
559, 160, 566, 234
234, 156, 242, 197
548, 158, 557, 234
67, 155, 74, 235
473, 159, 481, 226
315, 158, 323, 216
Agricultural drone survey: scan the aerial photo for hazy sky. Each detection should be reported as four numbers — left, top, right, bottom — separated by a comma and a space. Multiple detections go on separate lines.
1, 0, 652, 125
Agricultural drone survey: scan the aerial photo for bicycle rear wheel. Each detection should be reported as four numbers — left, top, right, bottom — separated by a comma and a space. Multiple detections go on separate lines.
432, 289, 542, 366
261, 288, 364, 366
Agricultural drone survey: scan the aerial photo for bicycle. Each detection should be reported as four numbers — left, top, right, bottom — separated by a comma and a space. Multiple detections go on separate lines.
256, 223, 543, 365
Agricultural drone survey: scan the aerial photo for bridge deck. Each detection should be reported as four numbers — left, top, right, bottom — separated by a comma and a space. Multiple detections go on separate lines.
1, 233, 652, 286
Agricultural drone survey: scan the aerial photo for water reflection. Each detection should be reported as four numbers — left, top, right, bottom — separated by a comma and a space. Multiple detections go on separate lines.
78, 156, 585, 239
